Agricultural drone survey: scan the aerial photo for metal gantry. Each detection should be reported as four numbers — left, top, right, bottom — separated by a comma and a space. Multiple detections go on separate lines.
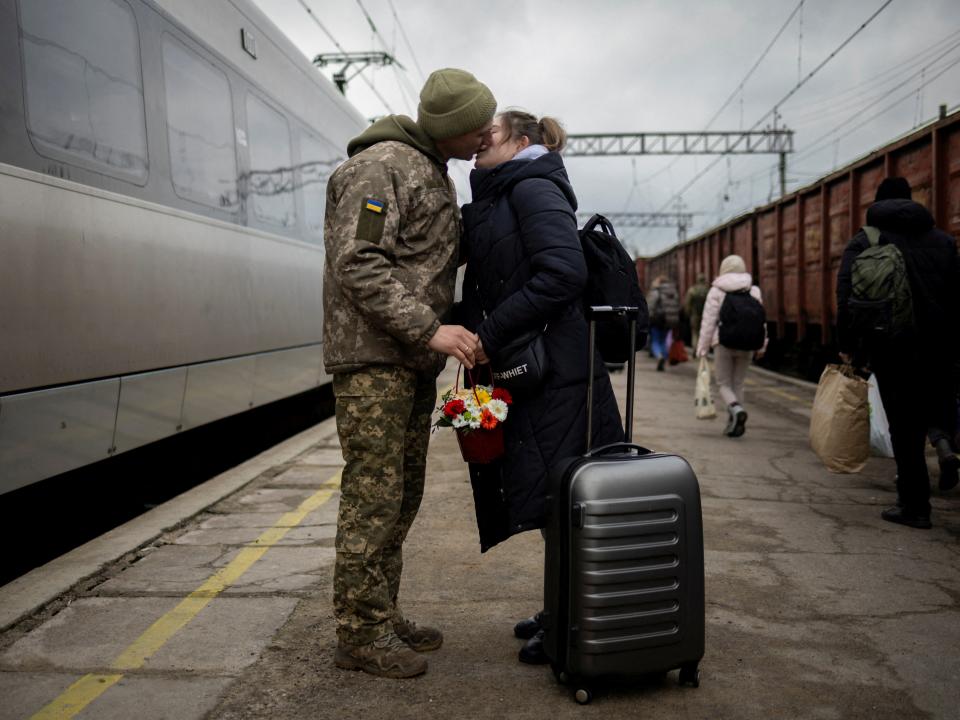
564, 130, 794, 157
313, 52, 402, 94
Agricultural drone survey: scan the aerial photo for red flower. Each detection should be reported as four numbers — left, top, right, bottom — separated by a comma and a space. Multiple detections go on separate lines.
480, 408, 498, 430
492, 387, 513, 404
443, 399, 466, 418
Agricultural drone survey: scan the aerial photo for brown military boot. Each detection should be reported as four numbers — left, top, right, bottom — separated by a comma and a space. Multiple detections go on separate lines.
334, 632, 428, 678
394, 617, 443, 652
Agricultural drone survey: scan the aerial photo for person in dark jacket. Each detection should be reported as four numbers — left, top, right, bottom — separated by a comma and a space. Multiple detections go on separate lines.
837, 176, 960, 529
459, 110, 624, 663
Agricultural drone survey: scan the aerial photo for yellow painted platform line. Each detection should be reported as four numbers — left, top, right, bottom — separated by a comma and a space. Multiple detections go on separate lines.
30, 472, 342, 720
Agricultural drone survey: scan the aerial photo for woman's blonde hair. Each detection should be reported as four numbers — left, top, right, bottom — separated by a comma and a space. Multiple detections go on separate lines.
498, 109, 567, 152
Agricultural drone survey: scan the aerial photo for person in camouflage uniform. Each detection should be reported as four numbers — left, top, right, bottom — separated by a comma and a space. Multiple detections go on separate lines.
324, 68, 496, 678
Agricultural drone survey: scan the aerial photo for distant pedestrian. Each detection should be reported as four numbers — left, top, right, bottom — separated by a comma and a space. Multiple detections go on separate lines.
837, 176, 960, 529
647, 276, 682, 371
323, 68, 496, 677
684, 273, 710, 350
696, 255, 767, 437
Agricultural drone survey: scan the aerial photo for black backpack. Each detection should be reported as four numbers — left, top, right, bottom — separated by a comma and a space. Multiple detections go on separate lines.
718, 289, 766, 351
579, 214, 650, 362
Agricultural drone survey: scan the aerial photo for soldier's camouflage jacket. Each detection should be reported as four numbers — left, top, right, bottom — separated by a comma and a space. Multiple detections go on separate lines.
323, 115, 460, 376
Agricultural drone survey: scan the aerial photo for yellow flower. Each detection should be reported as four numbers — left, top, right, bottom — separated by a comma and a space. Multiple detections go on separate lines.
473, 388, 492, 404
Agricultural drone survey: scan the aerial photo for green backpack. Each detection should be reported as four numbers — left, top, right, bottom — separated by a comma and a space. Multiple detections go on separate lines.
848, 226, 914, 339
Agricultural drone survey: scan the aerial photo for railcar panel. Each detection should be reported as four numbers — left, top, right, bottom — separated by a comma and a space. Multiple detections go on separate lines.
801, 192, 823, 323
0, 380, 120, 494
114, 368, 188, 455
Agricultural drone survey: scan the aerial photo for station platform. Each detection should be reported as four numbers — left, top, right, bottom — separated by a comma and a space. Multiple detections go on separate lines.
1, 354, 958, 719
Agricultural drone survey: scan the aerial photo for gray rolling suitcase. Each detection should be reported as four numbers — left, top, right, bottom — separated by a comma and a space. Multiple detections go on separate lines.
542, 306, 705, 704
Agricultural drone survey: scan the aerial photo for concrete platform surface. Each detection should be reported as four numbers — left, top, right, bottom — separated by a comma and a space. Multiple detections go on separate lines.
1, 355, 957, 719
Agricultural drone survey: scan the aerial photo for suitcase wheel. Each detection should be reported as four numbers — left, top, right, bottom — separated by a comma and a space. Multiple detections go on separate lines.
550, 663, 569, 685
679, 663, 701, 688
574, 687, 593, 705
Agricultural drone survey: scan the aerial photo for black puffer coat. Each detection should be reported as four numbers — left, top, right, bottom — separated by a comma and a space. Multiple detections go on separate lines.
460, 151, 624, 552
837, 198, 960, 358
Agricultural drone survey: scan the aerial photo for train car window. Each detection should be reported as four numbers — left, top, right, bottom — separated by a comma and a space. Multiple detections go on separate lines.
19, 0, 148, 182
161, 35, 238, 210
299, 132, 343, 242
246, 94, 296, 227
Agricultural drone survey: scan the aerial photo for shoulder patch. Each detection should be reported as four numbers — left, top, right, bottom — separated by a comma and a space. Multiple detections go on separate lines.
357, 196, 388, 243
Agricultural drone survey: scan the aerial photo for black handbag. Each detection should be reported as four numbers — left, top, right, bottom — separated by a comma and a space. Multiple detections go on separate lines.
490, 326, 549, 397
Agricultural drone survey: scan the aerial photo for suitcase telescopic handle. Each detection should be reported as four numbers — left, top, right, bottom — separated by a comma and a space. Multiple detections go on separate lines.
586, 442, 652, 458
586, 305, 638, 451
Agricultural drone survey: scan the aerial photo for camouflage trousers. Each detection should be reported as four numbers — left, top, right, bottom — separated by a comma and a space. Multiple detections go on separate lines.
332, 364, 437, 645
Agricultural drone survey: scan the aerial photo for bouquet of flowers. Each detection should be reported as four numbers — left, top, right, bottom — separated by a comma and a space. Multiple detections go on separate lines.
435, 376, 512, 464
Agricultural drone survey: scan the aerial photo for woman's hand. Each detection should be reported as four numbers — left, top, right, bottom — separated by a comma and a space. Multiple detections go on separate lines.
475, 338, 490, 365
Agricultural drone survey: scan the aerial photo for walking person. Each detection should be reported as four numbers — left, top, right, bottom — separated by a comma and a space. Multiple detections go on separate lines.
647, 276, 682, 371
696, 255, 767, 437
837, 177, 960, 529
684, 274, 710, 352
459, 109, 624, 664
323, 68, 496, 678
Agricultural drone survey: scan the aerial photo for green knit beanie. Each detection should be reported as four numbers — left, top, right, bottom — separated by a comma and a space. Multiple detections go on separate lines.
417, 68, 496, 140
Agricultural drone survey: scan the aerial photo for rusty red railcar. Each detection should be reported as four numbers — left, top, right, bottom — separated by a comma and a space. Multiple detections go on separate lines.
643, 110, 960, 377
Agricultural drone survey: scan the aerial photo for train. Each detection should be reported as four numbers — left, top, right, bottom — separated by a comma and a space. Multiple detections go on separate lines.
0, 0, 368, 494
643, 108, 960, 380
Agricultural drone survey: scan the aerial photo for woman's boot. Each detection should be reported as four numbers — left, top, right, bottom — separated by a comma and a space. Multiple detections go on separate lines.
935, 438, 959, 491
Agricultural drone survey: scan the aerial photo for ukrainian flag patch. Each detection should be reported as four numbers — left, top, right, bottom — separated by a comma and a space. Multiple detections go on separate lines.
364, 198, 385, 213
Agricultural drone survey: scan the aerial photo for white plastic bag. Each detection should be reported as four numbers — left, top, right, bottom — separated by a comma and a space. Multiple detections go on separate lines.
695, 356, 717, 419
867, 374, 894, 458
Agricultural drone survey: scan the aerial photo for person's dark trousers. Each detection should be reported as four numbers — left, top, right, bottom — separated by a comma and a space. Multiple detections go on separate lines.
872, 354, 934, 516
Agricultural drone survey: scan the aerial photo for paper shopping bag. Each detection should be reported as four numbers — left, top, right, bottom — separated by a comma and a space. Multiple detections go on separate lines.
809, 364, 870, 473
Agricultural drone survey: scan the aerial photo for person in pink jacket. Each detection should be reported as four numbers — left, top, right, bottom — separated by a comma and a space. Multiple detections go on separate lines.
696, 254, 768, 437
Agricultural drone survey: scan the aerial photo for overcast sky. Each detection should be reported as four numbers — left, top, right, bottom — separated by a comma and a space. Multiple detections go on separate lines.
251, 0, 960, 257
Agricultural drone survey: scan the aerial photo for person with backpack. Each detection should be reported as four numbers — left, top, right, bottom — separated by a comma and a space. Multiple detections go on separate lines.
458, 110, 624, 664
696, 255, 768, 437
684, 273, 710, 352
836, 177, 960, 529
647, 276, 682, 371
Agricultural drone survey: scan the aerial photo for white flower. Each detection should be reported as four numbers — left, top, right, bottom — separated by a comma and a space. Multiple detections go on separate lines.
452, 415, 469, 429
467, 415, 481, 430
487, 399, 508, 421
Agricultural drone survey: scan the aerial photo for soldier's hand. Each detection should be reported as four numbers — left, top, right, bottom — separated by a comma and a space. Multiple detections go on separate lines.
428, 325, 479, 369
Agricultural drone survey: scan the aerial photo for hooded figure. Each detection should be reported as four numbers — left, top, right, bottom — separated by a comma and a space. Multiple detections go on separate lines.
696, 254, 768, 437
836, 177, 960, 529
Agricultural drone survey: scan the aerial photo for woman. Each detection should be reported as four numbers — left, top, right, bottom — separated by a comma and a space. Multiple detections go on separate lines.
696, 254, 767, 437
459, 110, 624, 663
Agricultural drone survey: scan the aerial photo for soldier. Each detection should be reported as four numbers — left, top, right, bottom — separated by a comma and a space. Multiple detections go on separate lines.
323, 68, 496, 678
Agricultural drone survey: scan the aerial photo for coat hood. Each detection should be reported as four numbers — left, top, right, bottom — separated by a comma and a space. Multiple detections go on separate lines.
468, 152, 577, 210
713, 272, 753, 292
347, 115, 445, 166
866, 198, 934, 236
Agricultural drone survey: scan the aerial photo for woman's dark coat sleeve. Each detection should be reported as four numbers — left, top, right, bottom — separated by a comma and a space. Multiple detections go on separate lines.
477, 178, 586, 354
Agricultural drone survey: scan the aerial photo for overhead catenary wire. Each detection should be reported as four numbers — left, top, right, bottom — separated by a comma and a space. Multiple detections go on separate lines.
628, 1, 806, 197
657, 0, 897, 214
295, 0, 396, 114
352, 0, 421, 115
387, 0, 426, 83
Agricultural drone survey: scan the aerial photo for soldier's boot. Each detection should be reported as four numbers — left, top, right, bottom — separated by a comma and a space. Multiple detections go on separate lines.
394, 618, 443, 652
935, 438, 959, 492
334, 632, 428, 678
